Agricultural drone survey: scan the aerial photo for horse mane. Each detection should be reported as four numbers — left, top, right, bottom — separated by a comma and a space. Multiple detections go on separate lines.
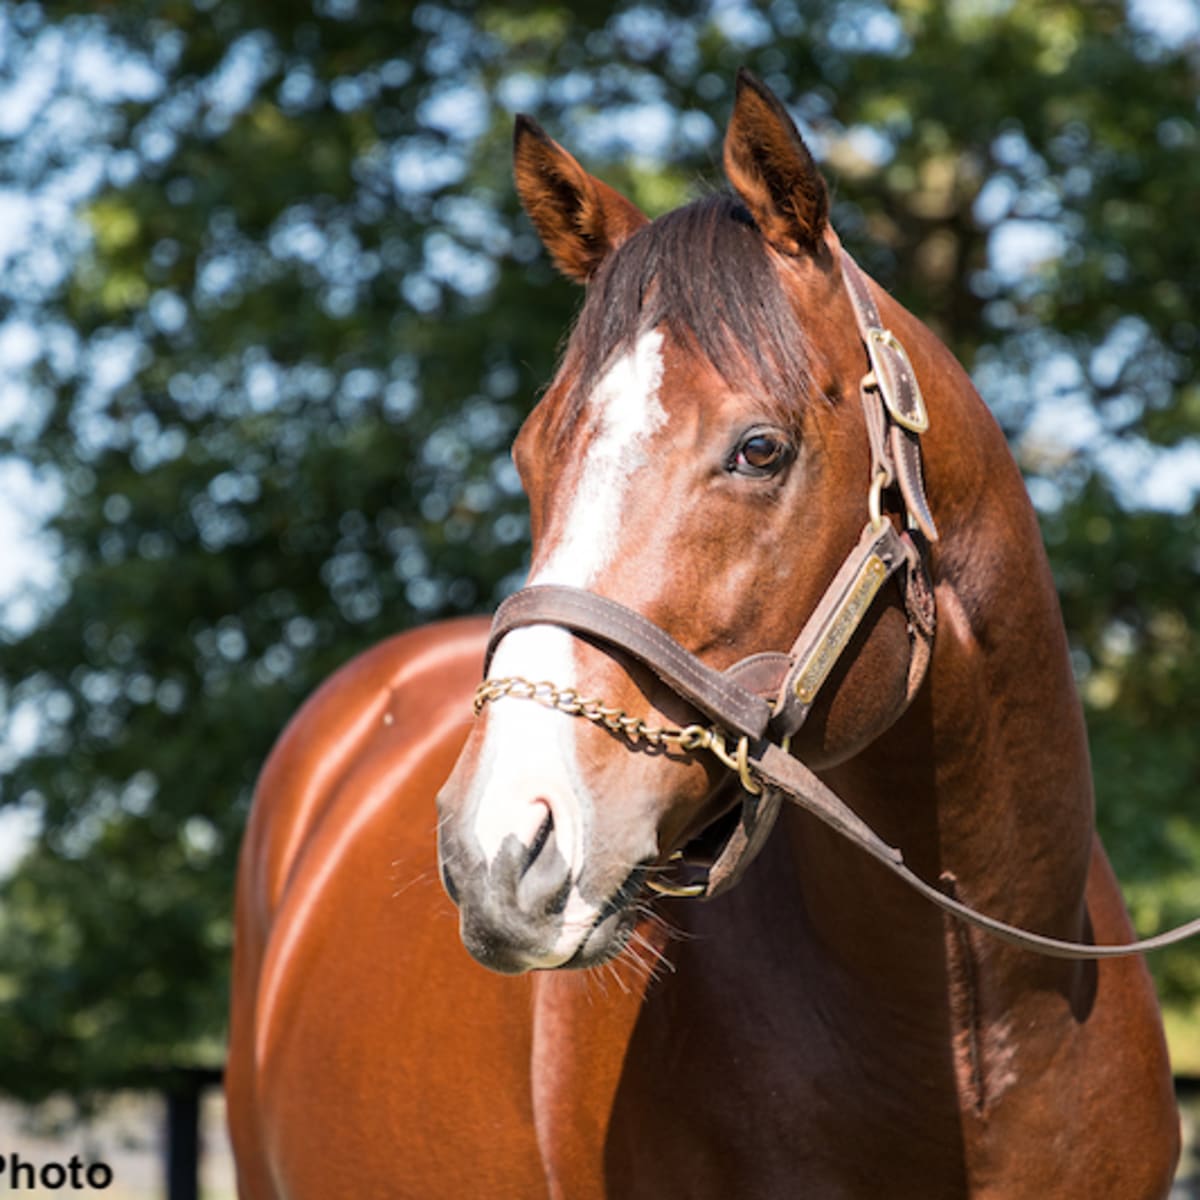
556, 191, 814, 430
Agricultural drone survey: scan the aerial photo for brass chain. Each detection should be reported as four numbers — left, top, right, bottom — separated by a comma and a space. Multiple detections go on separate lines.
472, 676, 765, 794
474, 676, 712, 751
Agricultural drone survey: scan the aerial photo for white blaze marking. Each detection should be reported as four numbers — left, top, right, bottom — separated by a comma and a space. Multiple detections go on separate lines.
470, 331, 667, 921
535, 328, 667, 588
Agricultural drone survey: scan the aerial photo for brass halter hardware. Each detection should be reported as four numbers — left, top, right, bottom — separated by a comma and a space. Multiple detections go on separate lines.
473, 677, 712, 754
645, 869, 708, 900
865, 326, 930, 433
472, 678, 790, 900
868, 467, 889, 533
472, 677, 776, 798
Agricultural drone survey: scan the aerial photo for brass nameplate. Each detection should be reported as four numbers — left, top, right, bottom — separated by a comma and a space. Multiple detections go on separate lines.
793, 554, 889, 705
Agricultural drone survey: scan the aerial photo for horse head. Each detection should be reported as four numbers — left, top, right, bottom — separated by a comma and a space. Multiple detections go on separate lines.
436, 72, 933, 973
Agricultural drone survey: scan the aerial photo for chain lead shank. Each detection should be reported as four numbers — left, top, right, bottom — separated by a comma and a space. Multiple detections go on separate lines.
473, 677, 715, 754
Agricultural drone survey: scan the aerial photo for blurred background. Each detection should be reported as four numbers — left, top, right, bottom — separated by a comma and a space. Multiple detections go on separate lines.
0, 0, 1198, 1195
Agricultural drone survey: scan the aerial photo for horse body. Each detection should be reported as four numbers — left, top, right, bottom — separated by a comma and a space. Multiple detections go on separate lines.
229, 72, 1180, 1197
227, 612, 1176, 1197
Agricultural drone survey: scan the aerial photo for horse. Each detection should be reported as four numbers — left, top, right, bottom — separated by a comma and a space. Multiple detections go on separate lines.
226, 71, 1183, 1197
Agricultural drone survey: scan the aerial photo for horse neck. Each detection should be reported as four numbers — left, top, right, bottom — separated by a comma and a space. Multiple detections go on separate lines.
782, 355, 1095, 1009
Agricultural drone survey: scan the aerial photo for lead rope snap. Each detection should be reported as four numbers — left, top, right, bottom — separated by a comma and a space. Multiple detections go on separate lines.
705, 729, 763, 796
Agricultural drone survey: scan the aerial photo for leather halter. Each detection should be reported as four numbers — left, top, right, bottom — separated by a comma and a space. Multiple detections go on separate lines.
477, 251, 1200, 961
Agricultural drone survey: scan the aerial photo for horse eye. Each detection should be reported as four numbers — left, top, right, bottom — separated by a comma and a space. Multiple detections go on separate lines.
731, 431, 789, 477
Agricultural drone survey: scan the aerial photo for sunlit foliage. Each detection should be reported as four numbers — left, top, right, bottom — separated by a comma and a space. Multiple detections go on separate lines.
0, 0, 1197, 1095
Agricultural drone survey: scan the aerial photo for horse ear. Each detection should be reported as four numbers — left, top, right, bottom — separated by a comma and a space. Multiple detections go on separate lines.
513, 114, 649, 284
723, 69, 829, 256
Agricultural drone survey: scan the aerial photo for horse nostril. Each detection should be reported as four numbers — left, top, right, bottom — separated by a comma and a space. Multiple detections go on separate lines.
516, 802, 570, 917
523, 803, 554, 875
441, 862, 459, 905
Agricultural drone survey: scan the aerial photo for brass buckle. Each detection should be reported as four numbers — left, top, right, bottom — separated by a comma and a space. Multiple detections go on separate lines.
866, 327, 929, 435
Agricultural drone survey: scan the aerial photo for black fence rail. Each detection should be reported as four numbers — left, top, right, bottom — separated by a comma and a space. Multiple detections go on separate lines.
1179, 1077, 1200, 1200
167, 1068, 224, 1200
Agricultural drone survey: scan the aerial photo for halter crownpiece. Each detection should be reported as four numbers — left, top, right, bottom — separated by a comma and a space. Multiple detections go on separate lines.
474, 251, 1200, 960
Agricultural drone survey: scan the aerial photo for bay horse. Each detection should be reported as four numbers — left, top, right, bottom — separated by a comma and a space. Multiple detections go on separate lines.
227, 72, 1184, 1197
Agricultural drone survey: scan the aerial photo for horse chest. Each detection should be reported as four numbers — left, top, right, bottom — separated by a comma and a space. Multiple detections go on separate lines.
583, 915, 969, 1198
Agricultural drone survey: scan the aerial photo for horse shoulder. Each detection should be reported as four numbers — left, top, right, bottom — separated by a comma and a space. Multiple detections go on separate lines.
228, 618, 552, 1198
239, 618, 490, 933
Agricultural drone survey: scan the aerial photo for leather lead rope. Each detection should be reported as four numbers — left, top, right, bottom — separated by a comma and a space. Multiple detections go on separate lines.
742, 742, 1200, 960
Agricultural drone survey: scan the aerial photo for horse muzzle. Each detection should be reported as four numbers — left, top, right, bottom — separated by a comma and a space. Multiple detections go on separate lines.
437, 773, 655, 973
435, 800, 568, 972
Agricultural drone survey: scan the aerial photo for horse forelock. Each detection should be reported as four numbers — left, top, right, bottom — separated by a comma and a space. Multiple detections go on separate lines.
551, 191, 814, 437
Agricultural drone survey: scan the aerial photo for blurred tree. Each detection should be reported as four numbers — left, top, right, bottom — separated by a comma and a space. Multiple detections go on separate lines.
0, 0, 1197, 1099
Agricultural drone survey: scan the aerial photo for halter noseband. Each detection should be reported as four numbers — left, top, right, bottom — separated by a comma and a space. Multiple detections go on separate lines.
474, 251, 1200, 961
